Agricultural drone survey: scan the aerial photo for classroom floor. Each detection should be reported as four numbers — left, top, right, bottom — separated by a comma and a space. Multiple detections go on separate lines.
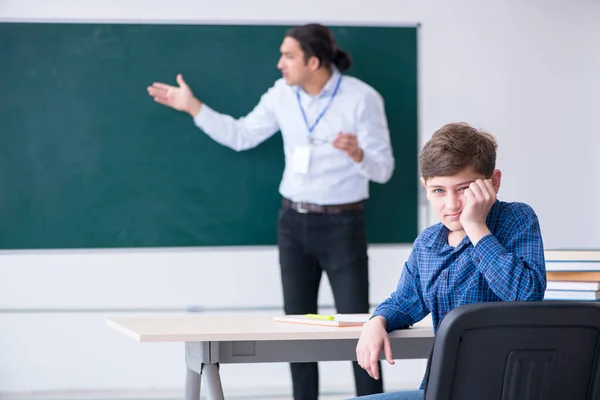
0, 394, 352, 400
11, 396, 348, 399
0, 387, 369, 400
0, 385, 372, 400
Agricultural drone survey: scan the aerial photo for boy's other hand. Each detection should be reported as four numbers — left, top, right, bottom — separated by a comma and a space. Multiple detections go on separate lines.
356, 316, 394, 380
147, 74, 203, 117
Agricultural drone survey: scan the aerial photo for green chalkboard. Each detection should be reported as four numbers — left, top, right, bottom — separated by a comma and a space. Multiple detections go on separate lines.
0, 22, 418, 249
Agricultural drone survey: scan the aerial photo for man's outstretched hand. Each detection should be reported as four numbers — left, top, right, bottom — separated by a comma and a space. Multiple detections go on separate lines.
147, 74, 202, 117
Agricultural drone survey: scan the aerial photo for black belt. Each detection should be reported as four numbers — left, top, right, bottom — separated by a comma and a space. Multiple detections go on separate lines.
282, 198, 364, 214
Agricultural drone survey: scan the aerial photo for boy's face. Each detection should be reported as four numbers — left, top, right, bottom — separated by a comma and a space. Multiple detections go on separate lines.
422, 167, 502, 232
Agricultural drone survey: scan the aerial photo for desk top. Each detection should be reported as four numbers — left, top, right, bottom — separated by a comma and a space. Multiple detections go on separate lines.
105, 313, 435, 343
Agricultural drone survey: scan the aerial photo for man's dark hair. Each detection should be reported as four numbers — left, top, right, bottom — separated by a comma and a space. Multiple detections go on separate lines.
285, 23, 352, 72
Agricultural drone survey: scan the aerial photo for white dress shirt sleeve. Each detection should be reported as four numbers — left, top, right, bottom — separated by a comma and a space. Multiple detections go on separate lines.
353, 90, 395, 183
192, 82, 281, 152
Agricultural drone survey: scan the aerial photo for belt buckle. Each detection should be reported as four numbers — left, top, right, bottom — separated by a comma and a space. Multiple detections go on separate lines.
296, 202, 309, 214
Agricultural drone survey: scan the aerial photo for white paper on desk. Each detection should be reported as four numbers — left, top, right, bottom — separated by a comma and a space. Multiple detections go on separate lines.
333, 314, 370, 323
273, 314, 369, 327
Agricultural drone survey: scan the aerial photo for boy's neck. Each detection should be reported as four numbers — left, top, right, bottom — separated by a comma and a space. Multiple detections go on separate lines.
448, 230, 467, 247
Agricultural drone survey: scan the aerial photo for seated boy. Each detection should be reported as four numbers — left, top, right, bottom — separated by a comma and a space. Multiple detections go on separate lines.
350, 122, 546, 400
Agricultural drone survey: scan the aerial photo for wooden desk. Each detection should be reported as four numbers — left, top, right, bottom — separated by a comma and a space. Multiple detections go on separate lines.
106, 314, 434, 400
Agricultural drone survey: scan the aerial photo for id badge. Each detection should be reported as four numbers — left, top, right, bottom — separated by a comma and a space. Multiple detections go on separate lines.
292, 145, 311, 174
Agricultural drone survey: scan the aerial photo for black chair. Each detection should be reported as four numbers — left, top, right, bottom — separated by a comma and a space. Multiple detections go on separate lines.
423, 301, 600, 400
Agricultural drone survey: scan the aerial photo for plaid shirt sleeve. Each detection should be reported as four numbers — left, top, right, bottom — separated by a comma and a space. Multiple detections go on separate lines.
371, 244, 430, 332
472, 203, 546, 301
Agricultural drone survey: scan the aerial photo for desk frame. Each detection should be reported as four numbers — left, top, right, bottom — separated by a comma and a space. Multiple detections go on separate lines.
184, 336, 433, 400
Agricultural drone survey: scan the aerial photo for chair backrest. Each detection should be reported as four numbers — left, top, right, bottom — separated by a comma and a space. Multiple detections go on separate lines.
423, 301, 600, 400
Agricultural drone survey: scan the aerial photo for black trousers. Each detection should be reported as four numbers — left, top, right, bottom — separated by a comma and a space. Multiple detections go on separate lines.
277, 205, 383, 400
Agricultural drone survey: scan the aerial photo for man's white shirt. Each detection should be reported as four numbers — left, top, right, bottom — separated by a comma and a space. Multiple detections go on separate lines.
193, 68, 395, 205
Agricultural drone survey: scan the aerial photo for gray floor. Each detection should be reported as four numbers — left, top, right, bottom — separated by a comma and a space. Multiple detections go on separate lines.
0, 394, 352, 400
0, 387, 363, 400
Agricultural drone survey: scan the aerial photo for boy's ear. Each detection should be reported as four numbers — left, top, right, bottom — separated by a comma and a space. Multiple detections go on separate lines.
491, 169, 502, 193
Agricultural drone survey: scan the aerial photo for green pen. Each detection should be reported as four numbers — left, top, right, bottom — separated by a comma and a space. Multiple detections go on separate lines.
305, 314, 335, 321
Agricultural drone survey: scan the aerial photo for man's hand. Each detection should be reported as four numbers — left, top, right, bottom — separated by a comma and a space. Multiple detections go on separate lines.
147, 74, 202, 117
460, 178, 496, 245
356, 316, 394, 380
332, 133, 363, 162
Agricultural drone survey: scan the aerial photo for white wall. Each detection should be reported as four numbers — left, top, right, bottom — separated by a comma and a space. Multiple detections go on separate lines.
1, 0, 599, 398
584, 2, 600, 209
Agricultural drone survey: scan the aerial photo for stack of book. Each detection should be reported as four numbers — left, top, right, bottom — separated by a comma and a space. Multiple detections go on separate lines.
544, 249, 600, 301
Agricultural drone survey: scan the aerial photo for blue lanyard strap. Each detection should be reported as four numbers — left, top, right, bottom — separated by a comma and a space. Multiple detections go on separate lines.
296, 74, 343, 134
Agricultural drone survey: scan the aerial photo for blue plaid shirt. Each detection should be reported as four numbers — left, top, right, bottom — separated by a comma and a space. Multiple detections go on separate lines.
373, 200, 546, 334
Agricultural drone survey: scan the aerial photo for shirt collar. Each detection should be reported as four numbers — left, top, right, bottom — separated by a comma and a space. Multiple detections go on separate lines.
486, 199, 501, 224
296, 67, 341, 97
320, 67, 341, 96
422, 224, 452, 254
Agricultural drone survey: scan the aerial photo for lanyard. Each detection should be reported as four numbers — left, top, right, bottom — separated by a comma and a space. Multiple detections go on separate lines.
296, 74, 343, 135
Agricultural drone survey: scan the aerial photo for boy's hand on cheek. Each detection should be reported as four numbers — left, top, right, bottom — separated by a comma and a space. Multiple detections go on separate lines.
460, 179, 495, 245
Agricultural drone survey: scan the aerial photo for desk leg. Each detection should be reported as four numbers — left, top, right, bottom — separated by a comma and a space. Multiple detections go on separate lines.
202, 363, 225, 400
185, 367, 201, 400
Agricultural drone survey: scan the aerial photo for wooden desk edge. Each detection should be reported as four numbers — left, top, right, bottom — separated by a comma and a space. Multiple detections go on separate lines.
104, 317, 434, 343
105, 318, 142, 342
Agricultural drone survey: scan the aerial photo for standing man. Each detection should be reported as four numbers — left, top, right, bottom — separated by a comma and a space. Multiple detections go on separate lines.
147, 23, 395, 400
